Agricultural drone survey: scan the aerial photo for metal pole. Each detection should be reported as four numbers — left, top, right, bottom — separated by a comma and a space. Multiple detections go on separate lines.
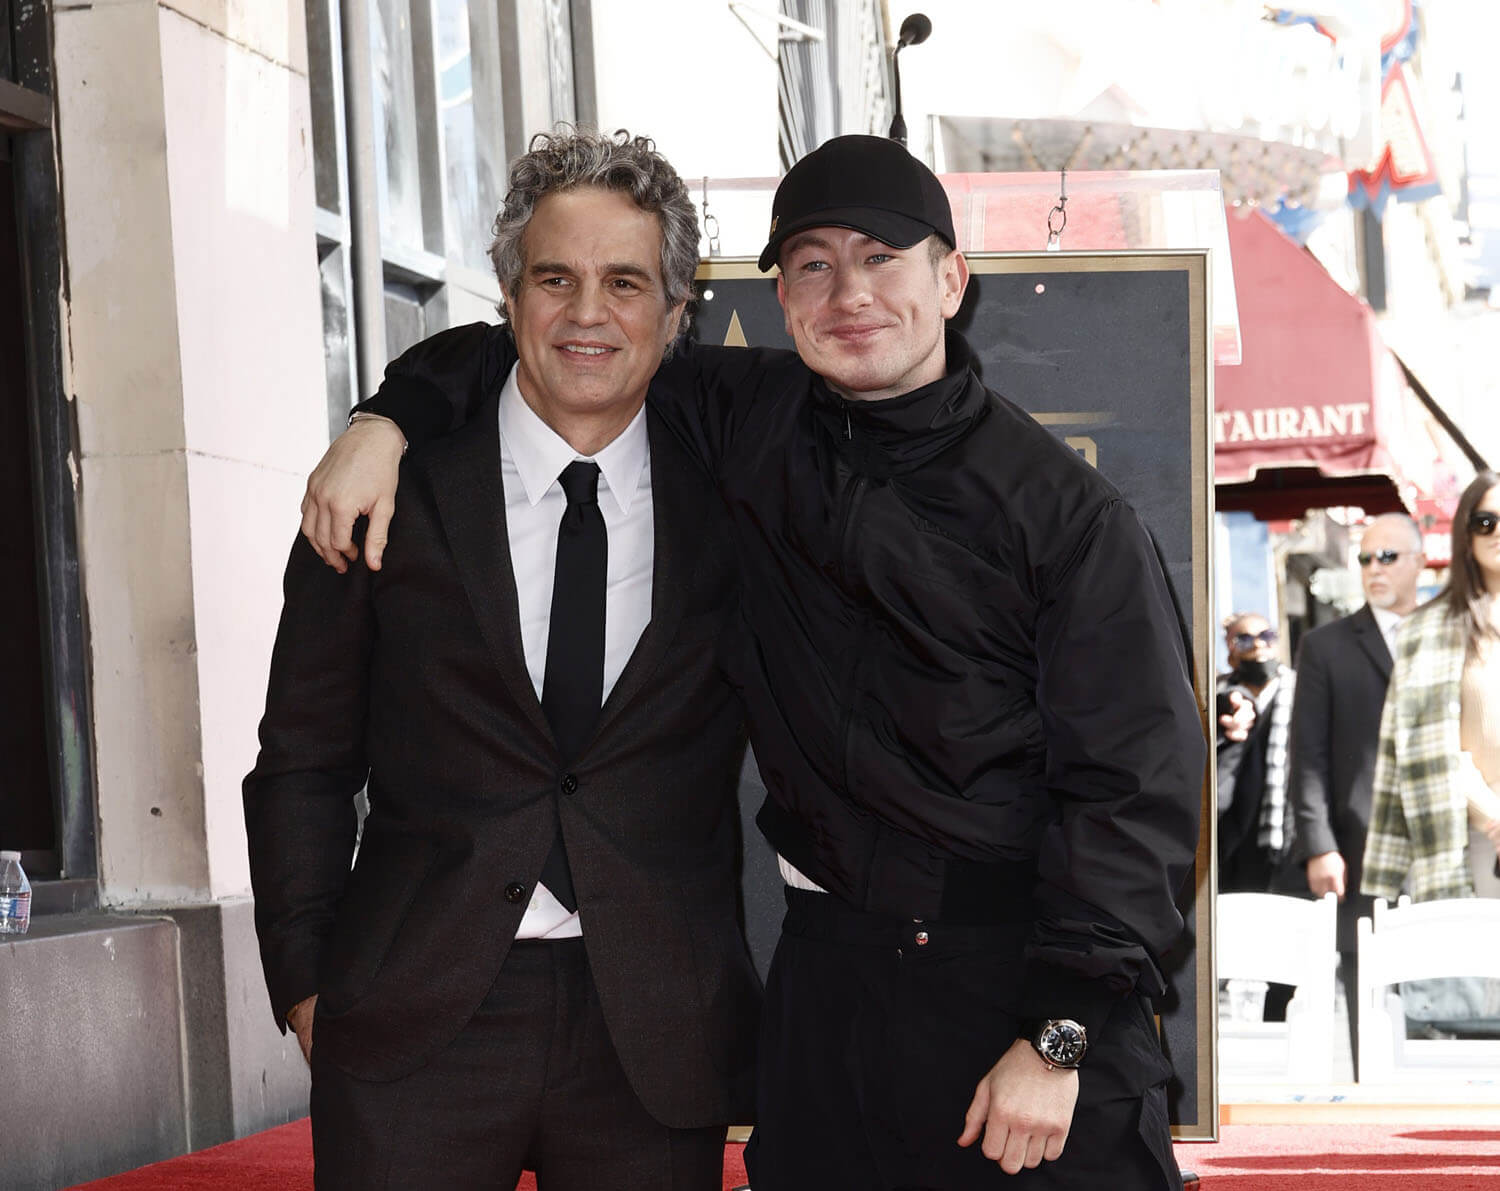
338, 0, 387, 398
1393, 353, 1490, 473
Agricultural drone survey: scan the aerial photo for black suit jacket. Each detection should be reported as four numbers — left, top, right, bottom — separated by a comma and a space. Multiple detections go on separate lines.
1285, 604, 1393, 949
244, 393, 758, 1128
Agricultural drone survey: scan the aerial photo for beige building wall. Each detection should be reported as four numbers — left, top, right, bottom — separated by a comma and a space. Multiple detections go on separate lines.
52, 0, 326, 905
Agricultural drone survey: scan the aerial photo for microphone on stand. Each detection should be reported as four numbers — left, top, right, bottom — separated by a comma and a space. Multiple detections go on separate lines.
888, 12, 932, 147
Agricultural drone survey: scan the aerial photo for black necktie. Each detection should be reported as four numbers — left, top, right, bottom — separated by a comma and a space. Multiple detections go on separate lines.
538, 461, 607, 913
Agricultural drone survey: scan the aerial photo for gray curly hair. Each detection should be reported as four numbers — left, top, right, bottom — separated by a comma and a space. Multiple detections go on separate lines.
488, 127, 701, 349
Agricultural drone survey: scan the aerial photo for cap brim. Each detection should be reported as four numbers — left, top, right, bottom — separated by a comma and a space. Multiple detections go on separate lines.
757, 207, 939, 272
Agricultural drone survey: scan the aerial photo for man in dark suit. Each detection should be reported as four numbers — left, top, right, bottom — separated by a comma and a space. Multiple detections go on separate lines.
243, 131, 758, 1190
1286, 512, 1424, 1071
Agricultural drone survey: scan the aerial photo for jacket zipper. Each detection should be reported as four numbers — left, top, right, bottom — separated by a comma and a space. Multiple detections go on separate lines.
835, 465, 869, 794
834, 398, 864, 577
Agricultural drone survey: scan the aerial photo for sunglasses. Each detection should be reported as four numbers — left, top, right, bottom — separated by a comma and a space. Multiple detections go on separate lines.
1357, 549, 1403, 567
1230, 628, 1278, 651
1470, 511, 1500, 537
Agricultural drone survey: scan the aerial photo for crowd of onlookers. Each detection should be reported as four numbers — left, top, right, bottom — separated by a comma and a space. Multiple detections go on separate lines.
1216, 469, 1500, 1074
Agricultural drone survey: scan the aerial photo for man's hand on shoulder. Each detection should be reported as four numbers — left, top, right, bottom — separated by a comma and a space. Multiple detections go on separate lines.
301, 416, 406, 572
957, 1037, 1078, 1174
286, 994, 317, 1066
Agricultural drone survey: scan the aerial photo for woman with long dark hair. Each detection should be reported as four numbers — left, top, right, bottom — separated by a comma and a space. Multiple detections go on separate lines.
1363, 470, 1500, 1033
1364, 469, 1500, 905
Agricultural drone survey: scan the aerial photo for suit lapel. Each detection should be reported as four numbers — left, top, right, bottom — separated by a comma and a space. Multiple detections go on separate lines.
1351, 603, 1393, 681
593, 405, 708, 737
420, 391, 553, 743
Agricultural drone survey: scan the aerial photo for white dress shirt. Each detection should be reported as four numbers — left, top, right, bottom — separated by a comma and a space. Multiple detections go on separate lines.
1371, 604, 1404, 659
779, 856, 829, 893
497, 364, 654, 939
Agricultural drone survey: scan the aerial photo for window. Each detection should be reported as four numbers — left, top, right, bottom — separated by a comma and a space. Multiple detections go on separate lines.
0, 145, 55, 877
436, 0, 505, 273
1, 2, 99, 896
306, 0, 593, 424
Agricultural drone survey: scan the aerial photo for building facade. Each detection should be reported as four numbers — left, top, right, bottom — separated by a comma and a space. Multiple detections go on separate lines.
6, 1, 1497, 1183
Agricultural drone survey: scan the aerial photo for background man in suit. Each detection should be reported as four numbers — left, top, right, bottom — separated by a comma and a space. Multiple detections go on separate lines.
1286, 512, 1425, 1070
244, 130, 758, 1190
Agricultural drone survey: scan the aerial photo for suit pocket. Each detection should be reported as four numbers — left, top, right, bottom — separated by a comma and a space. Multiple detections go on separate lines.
318, 826, 438, 1013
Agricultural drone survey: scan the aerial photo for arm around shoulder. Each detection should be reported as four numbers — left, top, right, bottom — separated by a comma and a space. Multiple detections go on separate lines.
303, 322, 503, 571
356, 322, 503, 443
645, 342, 802, 474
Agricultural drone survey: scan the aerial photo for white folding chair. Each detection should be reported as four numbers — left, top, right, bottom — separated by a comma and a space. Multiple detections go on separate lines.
1216, 891, 1339, 1083
1357, 895, 1500, 1083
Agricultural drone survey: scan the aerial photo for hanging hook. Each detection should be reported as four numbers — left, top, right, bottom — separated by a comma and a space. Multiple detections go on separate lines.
701, 176, 721, 258
1045, 167, 1068, 252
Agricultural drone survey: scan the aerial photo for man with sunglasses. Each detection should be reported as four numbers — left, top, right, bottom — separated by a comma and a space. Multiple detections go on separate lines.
1286, 513, 1424, 1073
1216, 613, 1296, 895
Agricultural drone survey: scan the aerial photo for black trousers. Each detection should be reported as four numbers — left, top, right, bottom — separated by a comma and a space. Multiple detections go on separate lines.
309, 938, 725, 1190
746, 889, 1180, 1191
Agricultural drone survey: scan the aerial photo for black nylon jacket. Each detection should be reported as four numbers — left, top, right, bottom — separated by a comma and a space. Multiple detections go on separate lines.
360, 323, 1205, 1040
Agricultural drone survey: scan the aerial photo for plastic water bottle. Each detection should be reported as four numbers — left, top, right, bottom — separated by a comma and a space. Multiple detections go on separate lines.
0, 850, 31, 935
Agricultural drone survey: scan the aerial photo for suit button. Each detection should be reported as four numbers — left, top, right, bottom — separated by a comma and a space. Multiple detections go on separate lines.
560, 773, 579, 795
504, 882, 526, 904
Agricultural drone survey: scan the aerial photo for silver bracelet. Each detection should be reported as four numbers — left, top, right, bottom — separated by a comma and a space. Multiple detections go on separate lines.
348, 410, 408, 455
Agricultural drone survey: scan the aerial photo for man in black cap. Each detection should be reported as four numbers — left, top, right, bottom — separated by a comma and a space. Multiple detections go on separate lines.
301, 132, 1202, 1190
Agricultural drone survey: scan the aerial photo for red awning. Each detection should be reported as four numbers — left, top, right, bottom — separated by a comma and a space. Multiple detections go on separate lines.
1213, 208, 1450, 520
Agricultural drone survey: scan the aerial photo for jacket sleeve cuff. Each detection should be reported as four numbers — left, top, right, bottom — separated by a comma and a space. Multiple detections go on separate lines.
1016, 962, 1122, 1046
1294, 823, 1339, 863
352, 377, 452, 450
272, 983, 320, 1035
260, 943, 323, 1035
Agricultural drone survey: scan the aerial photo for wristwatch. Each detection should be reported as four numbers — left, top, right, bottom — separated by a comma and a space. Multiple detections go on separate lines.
1028, 1018, 1087, 1070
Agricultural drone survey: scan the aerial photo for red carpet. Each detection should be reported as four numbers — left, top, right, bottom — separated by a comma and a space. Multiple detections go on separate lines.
66, 1118, 1500, 1188
65, 1119, 748, 1190
1172, 1124, 1500, 1189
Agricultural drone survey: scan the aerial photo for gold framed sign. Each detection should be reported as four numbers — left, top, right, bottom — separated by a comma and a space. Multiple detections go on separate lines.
698, 251, 1217, 1139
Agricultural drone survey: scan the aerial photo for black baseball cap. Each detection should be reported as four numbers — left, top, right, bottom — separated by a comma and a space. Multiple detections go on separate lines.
757, 134, 957, 272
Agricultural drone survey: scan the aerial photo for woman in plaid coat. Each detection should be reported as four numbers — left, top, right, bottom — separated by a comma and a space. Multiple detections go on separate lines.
1362, 470, 1500, 904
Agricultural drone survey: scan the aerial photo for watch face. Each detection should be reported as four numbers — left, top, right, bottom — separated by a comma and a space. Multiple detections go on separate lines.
1039, 1019, 1086, 1067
